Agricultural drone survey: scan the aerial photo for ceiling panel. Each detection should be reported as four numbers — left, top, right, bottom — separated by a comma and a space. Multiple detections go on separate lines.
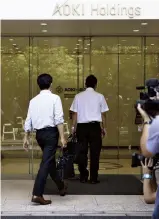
1, 20, 159, 36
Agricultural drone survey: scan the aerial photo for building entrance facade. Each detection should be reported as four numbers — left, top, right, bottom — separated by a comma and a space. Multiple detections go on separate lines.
1, 36, 159, 178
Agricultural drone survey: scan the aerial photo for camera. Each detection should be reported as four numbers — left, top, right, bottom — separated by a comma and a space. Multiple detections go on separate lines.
131, 152, 159, 169
135, 78, 159, 124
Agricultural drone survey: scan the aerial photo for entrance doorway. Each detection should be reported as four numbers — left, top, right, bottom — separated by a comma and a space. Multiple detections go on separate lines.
1, 36, 159, 178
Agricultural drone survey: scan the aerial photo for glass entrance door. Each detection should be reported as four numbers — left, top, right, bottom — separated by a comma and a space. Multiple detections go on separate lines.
90, 37, 143, 175
30, 37, 86, 177
2, 36, 158, 179
1, 37, 32, 178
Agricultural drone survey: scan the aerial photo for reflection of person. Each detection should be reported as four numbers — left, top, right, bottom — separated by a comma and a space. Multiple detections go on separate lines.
69, 110, 73, 120
1, 109, 4, 115
70, 75, 109, 184
23, 73, 67, 205
141, 158, 157, 204
12, 97, 22, 127
137, 104, 159, 218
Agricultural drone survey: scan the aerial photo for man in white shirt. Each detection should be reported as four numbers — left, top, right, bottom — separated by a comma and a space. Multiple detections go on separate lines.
70, 75, 109, 184
23, 73, 67, 205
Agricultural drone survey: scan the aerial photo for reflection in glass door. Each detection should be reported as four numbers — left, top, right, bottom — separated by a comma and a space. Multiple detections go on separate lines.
2, 36, 158, 179
1, 37, 32, 178
90, 37, 143, 175
30, 36, 144, 177
30, 37, 87, 177
90, 37, 119, 156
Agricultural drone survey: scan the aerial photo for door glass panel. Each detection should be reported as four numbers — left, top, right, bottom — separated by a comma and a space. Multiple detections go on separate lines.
118, 37, 143, 175
31, 37, 81, 175
91, 37, 143, 175
1, 37, 31, 178
91, 37, 119, 152
145, 37, 159, 79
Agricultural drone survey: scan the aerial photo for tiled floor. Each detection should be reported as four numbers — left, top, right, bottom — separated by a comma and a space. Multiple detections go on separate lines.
1, 180, 154, 217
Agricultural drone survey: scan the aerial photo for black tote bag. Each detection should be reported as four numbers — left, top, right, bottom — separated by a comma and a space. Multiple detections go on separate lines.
67, 134, 84, 164
56, 149, 74, 180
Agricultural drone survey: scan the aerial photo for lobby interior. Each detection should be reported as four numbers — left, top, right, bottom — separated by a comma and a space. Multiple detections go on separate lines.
1, 20, 159, 180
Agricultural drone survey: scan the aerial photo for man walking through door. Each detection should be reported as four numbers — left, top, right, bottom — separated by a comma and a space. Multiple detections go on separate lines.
23, 73, 67, 205
70, 75, 109, 184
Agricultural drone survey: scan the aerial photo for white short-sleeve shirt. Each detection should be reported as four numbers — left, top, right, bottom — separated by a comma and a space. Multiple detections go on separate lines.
70, 88, 109, 123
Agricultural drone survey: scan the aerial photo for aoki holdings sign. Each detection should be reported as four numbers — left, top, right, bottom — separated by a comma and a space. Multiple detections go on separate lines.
53, 2, 141, 19
51, 0, 159, 20
1, 0, 159, 20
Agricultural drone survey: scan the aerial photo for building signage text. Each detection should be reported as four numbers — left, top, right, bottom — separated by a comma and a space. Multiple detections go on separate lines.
56, 86, 85, 94
53, 3, 141, 19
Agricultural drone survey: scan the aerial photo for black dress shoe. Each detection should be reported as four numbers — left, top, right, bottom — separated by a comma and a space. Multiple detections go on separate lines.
80, 177, 88, 183
90, 180, 100, 184
59, 183, 68, 196
80, 170, 89, 183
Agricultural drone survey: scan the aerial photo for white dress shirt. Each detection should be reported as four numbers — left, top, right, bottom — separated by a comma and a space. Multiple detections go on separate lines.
24, 90, 64, 132
70, 88, 109, 123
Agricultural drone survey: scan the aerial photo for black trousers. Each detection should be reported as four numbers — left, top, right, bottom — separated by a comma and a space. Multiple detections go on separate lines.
32, 127, 64, 196
76, 122, 102, 181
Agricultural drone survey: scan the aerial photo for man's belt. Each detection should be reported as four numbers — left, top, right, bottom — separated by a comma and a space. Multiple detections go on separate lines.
36, 126, 57, 131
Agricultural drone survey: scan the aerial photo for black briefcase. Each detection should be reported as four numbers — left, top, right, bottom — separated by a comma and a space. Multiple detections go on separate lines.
56, 149, 74, 180
67, 134, 84, 164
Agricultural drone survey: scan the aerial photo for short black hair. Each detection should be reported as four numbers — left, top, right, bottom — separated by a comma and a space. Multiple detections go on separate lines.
85, 75, 97, 88
37, 73, 52, 90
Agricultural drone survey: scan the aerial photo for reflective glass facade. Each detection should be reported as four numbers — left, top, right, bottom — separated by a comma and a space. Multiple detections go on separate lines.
1, 36, 159, 178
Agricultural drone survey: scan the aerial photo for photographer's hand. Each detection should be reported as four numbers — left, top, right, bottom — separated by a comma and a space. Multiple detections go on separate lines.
137, 104, 153, 157
141, 158, 157, 204
137, 104, 150, 123
141, 158, 153, 174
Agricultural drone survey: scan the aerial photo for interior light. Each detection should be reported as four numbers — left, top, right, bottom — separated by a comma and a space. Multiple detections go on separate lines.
141, 22, 148, 26
151, 44, 155, 46
13, 44, 17, 46
76, 43, 80, 46
9, 39, 14, 41
42, 30, 47, 32
15, 47, 19, 50
84, 47, 87, 50
121, 40, 126, 42
75, 48, 78, 50
41, 23, 47, 26
87, 43, 90, 46
78, 39, 82, 42
133, 29, 139, 32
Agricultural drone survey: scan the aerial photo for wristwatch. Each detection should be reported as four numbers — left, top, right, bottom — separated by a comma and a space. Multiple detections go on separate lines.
142, 173, 152, 179
143, 121, 151, 125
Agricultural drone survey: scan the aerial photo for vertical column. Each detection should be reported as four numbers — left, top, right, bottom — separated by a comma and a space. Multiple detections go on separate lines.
117, 37, 120, 159
29, 36, 34, 179
82, 38, 85, 88
89, 37, 92, 74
